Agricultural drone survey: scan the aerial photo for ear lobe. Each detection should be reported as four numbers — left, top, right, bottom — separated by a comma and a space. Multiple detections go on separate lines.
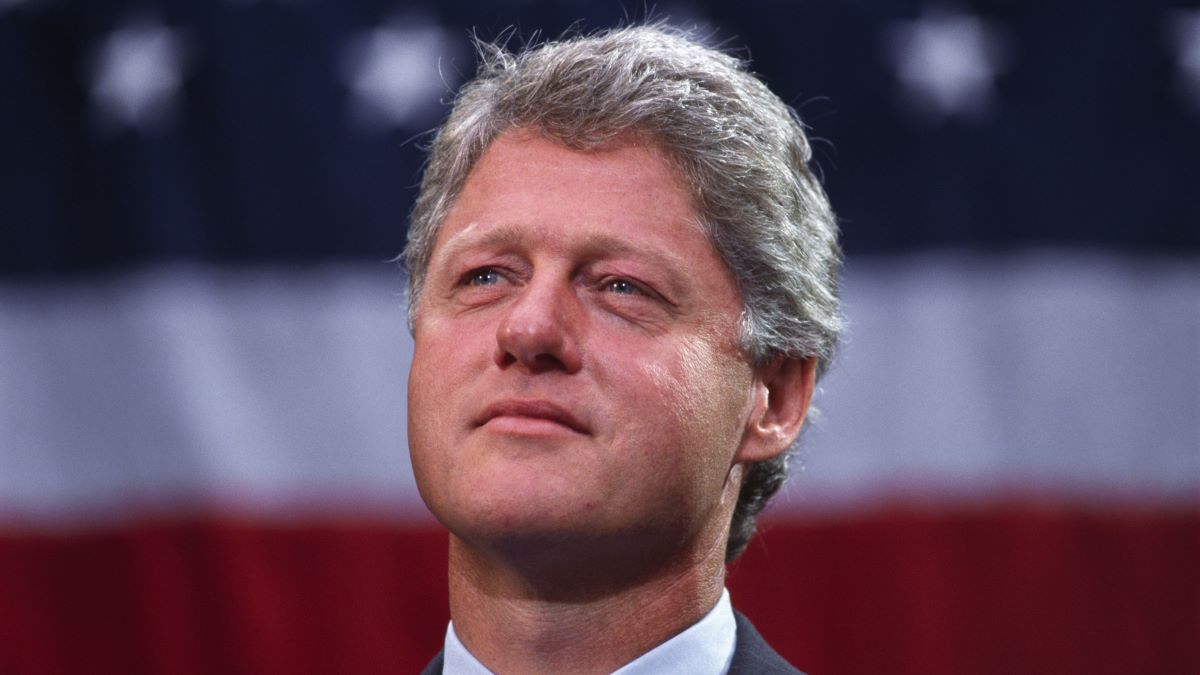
735, 357, 817, 464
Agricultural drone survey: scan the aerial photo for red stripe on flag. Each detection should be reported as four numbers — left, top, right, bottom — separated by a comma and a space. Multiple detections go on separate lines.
2, 506, 1196, 674
732, 505, 1200, 675
0, 522, 449, 675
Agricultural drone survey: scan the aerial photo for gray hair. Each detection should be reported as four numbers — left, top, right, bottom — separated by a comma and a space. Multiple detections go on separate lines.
404, 24, 842, 561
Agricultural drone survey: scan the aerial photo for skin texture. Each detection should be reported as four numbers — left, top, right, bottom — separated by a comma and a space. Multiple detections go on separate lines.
407, 128, 815, 674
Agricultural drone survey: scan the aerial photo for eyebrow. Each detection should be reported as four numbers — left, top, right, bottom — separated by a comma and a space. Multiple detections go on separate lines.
433, 223, 528, 264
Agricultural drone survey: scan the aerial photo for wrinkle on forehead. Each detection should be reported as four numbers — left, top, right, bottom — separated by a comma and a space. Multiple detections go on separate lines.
481, 127, 705, 223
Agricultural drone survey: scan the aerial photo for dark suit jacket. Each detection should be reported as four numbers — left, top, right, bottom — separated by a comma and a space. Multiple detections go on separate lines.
419, 610, 802, 674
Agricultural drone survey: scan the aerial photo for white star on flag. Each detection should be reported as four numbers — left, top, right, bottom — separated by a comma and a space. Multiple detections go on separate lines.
885, 6, 1008, 121
89, 19, 188, 131
341, 17, 460, 132
1167, 9, 1200, 110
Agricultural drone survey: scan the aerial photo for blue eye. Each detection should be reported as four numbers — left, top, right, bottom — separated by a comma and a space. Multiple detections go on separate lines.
605, 279, 638, 295
469, 268, 501, 286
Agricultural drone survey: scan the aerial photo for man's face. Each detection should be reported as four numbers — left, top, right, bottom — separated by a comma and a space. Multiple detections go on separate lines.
408, 129, 762, 562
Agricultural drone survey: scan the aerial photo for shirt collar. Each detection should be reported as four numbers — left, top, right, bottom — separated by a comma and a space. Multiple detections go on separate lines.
442, 588, 737, 675
443, 621, 495, 675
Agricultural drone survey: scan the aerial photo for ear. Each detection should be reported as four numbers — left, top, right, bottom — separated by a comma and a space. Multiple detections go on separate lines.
734, 357, 817, 464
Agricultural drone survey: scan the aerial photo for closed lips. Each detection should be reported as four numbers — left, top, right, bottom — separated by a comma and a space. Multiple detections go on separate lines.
477, 400, 589, 434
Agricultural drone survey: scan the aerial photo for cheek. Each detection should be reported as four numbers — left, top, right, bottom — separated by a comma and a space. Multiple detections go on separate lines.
406, 343, 442, 485
633, 337, 755, 471
408, 336, 445, 427
410, 315, 489, 398
407, 326, 478, 469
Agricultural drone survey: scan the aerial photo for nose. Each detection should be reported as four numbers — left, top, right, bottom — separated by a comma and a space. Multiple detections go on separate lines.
494, 277, 583, 374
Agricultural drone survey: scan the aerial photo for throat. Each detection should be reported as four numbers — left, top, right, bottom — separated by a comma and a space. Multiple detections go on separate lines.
445, 535, 727, 675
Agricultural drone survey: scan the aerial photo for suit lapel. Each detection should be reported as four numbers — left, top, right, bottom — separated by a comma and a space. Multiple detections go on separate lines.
728, 611, 803, 675
419, 650, 444, 675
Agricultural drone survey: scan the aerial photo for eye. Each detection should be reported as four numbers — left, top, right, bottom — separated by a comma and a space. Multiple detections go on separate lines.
603, 278, 641, 295
466, 268, 502, 286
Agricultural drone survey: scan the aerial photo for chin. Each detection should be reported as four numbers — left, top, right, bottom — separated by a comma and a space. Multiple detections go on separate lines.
444, 499, 595, 544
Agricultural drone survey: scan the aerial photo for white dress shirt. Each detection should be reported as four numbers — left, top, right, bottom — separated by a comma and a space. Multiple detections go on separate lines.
442, 588, 737, 675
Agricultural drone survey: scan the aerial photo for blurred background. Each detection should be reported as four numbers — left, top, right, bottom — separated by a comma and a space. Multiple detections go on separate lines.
2, 0, 1198, 673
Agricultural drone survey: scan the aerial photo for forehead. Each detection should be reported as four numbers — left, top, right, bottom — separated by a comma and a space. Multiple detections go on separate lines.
466, 129, 693, 216
431, 128, 715, 260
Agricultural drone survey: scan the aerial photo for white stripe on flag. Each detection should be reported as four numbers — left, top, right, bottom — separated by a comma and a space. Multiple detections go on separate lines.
786, 251, 1200, 512
1, 253, 1196, 528
0, 265, 424, 527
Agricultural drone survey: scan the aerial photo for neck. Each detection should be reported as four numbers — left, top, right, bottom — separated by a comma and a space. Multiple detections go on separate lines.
446, 525, 729, 675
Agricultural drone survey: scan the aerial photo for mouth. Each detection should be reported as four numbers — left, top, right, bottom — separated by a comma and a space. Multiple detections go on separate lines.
476, 399, 590, 435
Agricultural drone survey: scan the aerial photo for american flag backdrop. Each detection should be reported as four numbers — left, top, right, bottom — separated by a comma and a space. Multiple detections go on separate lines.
1, 1, 1198, 674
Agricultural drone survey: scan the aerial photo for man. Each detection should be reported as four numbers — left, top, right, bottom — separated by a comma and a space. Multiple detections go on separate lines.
404, 24, 841, 675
